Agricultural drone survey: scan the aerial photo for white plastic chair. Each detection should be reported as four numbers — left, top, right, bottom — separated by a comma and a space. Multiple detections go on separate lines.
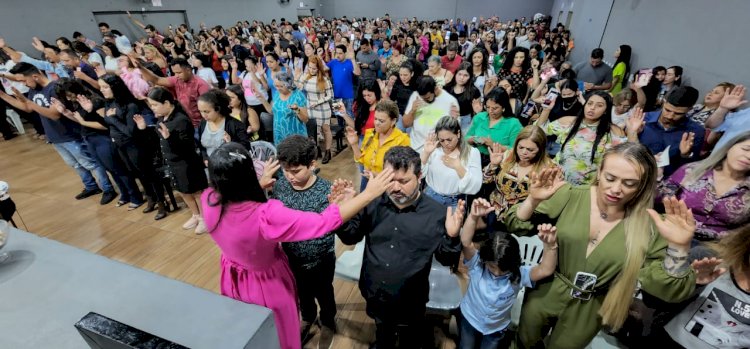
510, 234, 544, 328
334, 239, 365, 282
6, 109, 25, 134
426, 257, 463, 316
250, 141, 277, 162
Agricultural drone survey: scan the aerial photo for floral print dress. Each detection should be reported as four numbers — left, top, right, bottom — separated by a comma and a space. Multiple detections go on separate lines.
544, 121, 627, 185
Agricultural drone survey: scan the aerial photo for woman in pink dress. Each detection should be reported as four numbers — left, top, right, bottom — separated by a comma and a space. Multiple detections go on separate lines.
201, 142, 393, 349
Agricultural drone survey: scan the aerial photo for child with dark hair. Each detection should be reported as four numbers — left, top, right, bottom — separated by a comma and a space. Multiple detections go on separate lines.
273, 135, 338, 345
458, 198, 558, 349
201, 142, 393, 349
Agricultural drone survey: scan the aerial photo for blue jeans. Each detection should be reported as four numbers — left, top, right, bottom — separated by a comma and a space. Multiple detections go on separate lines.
459, 311, 506, 349
460, 114, 472, 133
85, 135, 143, 203
424, 185, 463, 208
53, 140, 114, 192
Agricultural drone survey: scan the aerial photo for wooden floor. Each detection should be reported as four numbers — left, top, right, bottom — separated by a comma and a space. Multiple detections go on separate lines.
0, 129, 459, 349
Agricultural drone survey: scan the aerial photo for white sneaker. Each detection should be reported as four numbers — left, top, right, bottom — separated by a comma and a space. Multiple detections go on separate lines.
194, 217, 207, 235
182, 215, 200, 230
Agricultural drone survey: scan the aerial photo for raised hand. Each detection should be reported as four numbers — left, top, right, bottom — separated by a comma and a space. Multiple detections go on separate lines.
647, 197, 696, 248
424, 132, 438, 155
536, 223, 558, 247
488, 142, 507, 166
157, 122, 171, 139
691, 257, 726, 285
50, 98, 68, 115
95, 65, 107, 78
31, 37, 45, 52
229, 58, 239, 71
679, 132, 695, 156
626, 106, 645, 134
328, 178, 356, 205
76, 94, 94, 113
469, 197, 494, 218
0, 37, 5, 49
528, 167, 566, 202
445, 199, 466, 237
345, 126, 359, 145
363, 167, 395, 198
471, 98, 483, 114
450, 104, 460, 118
105, 108, 117, 117
259, 158, 280, 189
531, 58, 540, 70
133, 114, 147, 130
222, 131, 231, 143
719, 84, 747, 110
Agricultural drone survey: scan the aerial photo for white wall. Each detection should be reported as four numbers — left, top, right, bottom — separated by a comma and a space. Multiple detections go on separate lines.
553, 0, 749, 95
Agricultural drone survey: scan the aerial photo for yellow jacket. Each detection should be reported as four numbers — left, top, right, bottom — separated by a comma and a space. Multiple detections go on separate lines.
356, 128, 410, 173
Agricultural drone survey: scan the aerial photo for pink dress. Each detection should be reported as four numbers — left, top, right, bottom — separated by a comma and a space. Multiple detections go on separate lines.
201, 189, 343, 349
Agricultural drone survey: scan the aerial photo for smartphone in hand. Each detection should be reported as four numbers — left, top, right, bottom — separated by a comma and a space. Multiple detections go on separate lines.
543, 88, 560, 108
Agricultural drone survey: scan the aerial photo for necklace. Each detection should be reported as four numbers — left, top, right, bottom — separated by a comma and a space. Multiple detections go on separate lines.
589, 230, 601, 246
562, 99, 576, 111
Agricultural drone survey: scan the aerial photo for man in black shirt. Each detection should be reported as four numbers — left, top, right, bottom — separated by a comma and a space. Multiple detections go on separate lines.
338, 146, 465, 349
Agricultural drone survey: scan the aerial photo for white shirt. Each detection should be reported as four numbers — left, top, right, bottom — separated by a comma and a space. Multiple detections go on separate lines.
424, 146, 483, 195
104, 56, 119, 73
405, 89, 460, 153
87, 52, 104, 67
0, 61, 29, 95
196, 67, 218, 86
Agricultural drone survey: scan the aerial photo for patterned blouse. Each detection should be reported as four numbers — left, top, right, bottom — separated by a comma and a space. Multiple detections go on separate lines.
483, 151, 557, 220
300, 76, 334, 124
384, 55, 407, 78
499, 67, 533, 99
657, 163, 750, 241
686, 104, 715, 126
544, 121, 627, 186
271, 90, 308, 145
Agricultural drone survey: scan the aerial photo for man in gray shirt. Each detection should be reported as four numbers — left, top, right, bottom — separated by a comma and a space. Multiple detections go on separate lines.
574, 48, 613, 92
356, 38, 380, 84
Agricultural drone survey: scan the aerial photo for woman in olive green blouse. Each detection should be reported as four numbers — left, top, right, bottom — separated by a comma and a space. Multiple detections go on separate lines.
504, 142, 696, 348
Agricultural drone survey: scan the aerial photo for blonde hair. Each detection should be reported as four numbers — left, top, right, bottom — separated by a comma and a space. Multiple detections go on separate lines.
434, 116, 470, 164
709, 225, 750, 274
500, 125, 553, 179
304, 55, 327, 91
682, 131, 750, 185
597, 142, 657, 331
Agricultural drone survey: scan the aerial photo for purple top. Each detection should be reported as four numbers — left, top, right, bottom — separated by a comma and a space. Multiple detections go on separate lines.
657, 163, 750, 241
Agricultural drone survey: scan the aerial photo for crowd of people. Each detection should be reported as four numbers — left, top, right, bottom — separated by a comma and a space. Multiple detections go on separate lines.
0, 10, 748, 349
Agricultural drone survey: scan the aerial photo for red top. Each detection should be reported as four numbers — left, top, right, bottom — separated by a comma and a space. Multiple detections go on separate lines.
362, 109, 376, 133
167, 76, 211, 127
441, 55, 463, 74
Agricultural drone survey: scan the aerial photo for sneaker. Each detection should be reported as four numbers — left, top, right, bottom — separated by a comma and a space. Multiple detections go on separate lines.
318, 325, 335, 349
182, 215, 200, 230
75, 188, 102, 200
194, 217, 207, 235
100, 191, 118, 205
300, 320, 314, 345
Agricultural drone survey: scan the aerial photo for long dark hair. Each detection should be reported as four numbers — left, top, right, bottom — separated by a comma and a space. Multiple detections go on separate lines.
484, 87, 515, 118
614, 44, 631, 89
54, 77, 102, 111
354, 80, 382, 133
444, 62, 476, 103
100, 73, 139, 106
501, 46, 531, 73
468, 47, 490, 78
478, 232, 521, 283
147, 86, 189, 118
560, 91, 614, 162
226, 84, 250, 126
206, 143, 268, 232
102, 41, 121, 58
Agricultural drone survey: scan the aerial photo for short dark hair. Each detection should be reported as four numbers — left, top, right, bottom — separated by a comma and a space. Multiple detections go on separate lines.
666, 86, 699, 108
415, 76, 436, 95
277, 135, 317, 167
447, 42, 459, 52
72, 31, 84, 39
59, 49, 79, 59
375, 100, 399, 120
198, 89, 232, 117
335, 44, 347, 53
145, 24, 156, 32
98, 22, 110, 29
170, 58, 192, 69
591, 48, 604, 59
9, 62, 41, 76
360, 38, 371, 46
384, 146, 421, 175
71, 41, 93, 54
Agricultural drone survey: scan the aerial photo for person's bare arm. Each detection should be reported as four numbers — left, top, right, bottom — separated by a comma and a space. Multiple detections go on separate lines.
126, 11, 147, 30
529, 224, 559, 282
0, 90, 31, 113
133, 56, 173, 87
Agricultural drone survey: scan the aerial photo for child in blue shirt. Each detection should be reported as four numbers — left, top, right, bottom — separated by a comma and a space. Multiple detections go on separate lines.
459, 198, 559, 349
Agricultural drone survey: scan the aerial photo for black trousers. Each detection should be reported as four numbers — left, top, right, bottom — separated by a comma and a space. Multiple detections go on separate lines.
366, 294, 430, 349
289, 252, 337, 328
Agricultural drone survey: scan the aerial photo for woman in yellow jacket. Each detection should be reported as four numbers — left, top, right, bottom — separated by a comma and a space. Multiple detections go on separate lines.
346, 100, 410, 189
